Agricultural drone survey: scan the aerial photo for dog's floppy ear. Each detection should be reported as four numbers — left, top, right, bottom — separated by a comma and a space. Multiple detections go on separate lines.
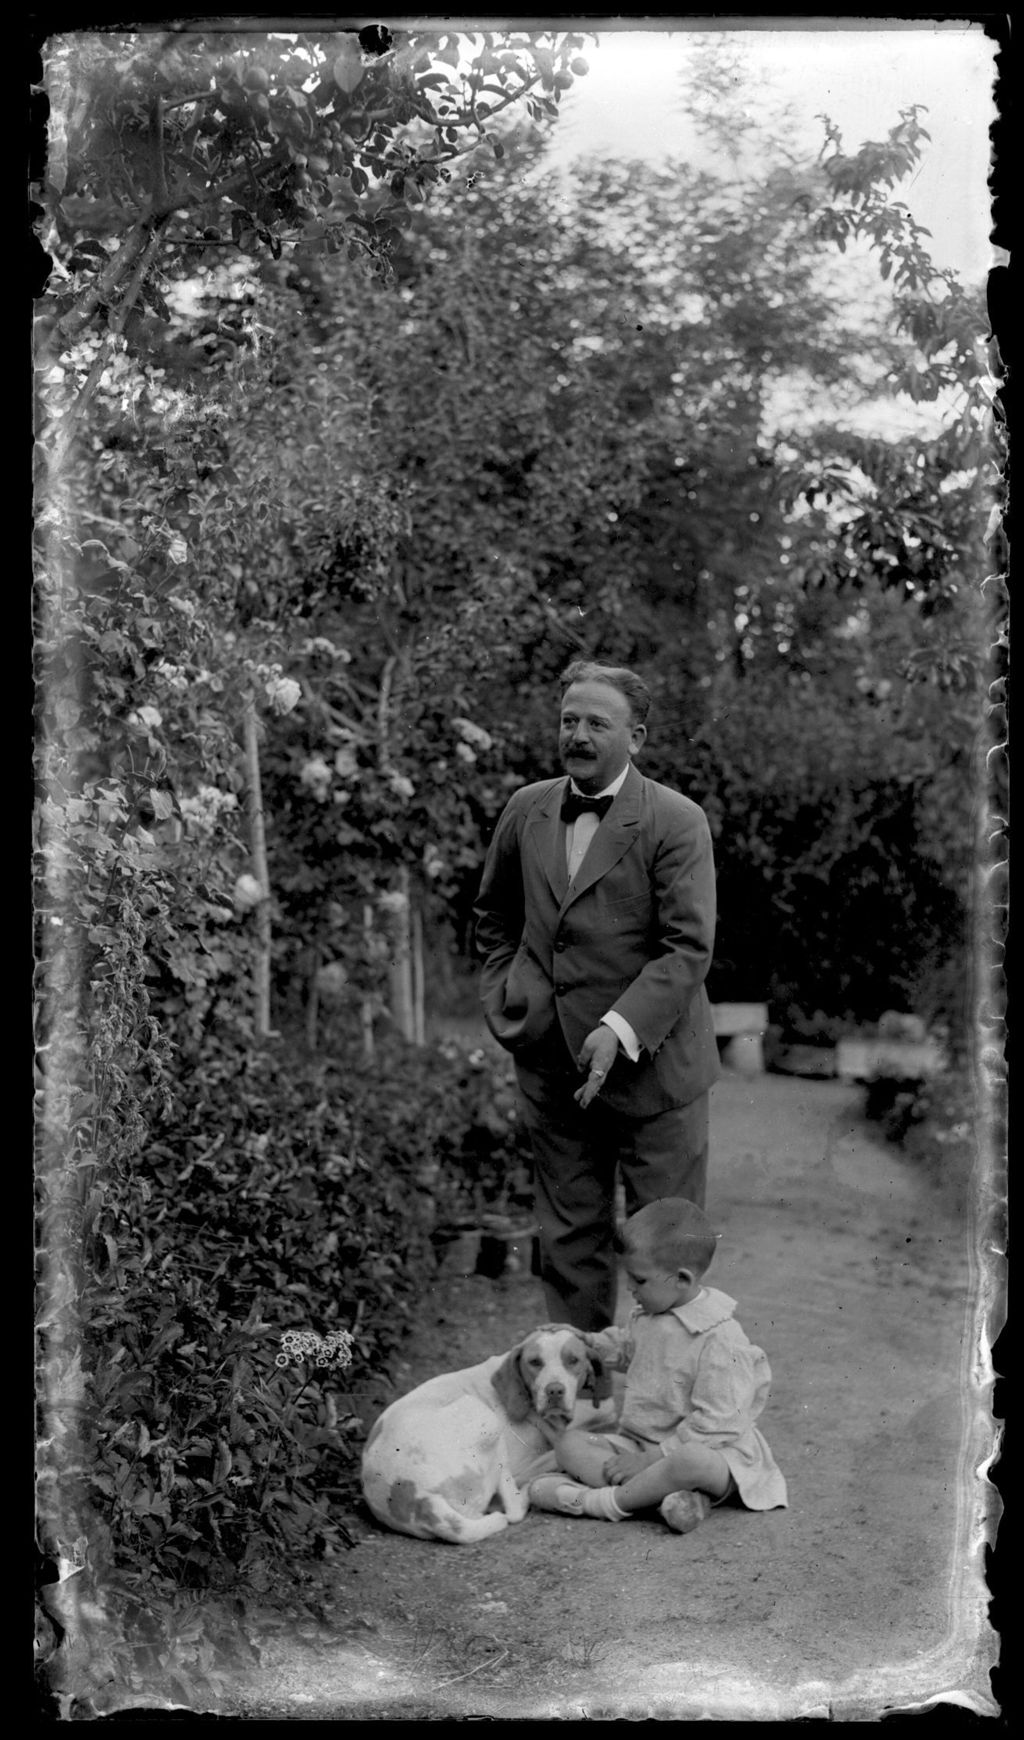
574, 1334, 614, 1406
491, 1344, 534, 1422
581, 1349, 613, 1406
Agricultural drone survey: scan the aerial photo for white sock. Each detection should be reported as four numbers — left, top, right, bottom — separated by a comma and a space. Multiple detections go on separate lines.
582, 1485, 630, 1521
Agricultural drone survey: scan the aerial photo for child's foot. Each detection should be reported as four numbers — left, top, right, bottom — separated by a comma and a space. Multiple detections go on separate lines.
528, 1477, 628, 1521
527, 1475, 589, 1516
660, 1490, 712, 1534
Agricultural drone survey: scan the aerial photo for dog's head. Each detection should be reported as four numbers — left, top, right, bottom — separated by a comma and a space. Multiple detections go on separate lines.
491, 1323, 608, 1429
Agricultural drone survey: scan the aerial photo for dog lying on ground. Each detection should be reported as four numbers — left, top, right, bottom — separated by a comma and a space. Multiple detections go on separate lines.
361, 1325, 608, 1544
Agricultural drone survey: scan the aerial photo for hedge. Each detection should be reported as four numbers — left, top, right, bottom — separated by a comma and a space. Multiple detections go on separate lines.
36, 1022, 526, 1714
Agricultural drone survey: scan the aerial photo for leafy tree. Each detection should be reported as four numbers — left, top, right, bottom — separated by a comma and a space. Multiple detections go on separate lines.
33, 21, 594, 1026
160, 94, 993, 1041
368, 106, 991, 1037
34, 24, 595, 1706
38, 28, 589, 355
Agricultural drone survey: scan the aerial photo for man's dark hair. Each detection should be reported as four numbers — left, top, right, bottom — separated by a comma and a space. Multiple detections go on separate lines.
560, 661, 652, 727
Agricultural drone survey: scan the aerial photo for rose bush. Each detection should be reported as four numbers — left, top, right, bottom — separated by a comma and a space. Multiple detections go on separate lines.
36, 1014, 526, 1715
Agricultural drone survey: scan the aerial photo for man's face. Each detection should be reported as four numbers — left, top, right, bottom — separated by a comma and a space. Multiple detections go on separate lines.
559, 678, 646, 795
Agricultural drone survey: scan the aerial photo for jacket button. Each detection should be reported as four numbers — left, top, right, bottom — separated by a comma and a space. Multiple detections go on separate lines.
554, 983, 566, 996
553, 939, 565, 952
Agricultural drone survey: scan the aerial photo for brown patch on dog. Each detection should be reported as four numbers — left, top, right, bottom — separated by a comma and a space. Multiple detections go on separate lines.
385, 1478, 440, 1533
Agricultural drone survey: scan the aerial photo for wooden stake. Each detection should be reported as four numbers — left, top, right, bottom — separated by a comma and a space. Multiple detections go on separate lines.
412, 894, 426, 1046
362, 904, 375, 1064
389, 865, 415, 1042
242, 699, 272, 1039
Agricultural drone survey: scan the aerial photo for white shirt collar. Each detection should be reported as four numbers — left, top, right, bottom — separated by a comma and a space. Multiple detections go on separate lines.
569, 763, 630, 801
670, 1287, 737, 1333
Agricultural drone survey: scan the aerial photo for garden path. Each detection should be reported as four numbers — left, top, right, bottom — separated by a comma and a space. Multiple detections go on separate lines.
221, 1069, 998, 1721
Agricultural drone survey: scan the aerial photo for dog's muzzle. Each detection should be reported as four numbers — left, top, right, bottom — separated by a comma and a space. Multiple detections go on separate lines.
538, 1383, 573, 1431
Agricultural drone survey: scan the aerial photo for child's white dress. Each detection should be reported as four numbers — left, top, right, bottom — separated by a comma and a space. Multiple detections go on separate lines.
588, 1286, 788, 1510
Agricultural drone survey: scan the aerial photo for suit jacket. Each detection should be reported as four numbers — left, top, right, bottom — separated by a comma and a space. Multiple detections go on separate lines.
473, 762, 720, 1115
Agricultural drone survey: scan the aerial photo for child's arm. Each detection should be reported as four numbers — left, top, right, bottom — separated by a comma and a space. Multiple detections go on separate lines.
580, 1324, 632, 1372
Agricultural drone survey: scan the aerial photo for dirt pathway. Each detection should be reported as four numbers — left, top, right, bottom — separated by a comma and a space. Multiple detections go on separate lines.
221, 1072, 998, 1721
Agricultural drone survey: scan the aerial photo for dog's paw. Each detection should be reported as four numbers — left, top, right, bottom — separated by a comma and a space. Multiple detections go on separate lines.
503, 1488, 530, 1523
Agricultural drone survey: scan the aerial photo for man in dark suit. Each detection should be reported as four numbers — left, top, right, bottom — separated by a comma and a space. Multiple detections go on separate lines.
474, 661, 720, 1330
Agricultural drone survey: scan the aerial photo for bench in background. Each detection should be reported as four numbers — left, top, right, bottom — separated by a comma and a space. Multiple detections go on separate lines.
712, 1002, 769, 1075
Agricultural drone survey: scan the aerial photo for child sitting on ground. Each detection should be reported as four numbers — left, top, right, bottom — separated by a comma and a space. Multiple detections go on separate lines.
528, 1197, 788, 1534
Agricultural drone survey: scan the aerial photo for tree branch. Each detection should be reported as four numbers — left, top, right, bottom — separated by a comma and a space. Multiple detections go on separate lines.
433, 69, 544, 142
377, 656, 396, 774
182, 149, 286, 217
242, 699, 273, 1040
54, 222, 153, 345
149, 96, 170, 211
51, 216, 171, 471
161, 91, 214, 112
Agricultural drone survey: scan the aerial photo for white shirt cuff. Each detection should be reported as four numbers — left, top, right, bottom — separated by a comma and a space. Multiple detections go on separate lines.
601, 1012, 641, 1062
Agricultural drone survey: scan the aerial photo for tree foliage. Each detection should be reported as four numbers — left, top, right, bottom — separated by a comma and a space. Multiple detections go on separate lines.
33, 24, 594, 1710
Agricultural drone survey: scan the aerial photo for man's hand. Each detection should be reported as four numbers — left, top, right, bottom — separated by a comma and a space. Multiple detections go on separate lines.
602, 1449, 660, 1485
574, 1025, 620, 1108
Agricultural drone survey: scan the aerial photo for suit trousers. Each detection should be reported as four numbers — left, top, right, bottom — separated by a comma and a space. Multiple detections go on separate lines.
515, 1062, 710, 1331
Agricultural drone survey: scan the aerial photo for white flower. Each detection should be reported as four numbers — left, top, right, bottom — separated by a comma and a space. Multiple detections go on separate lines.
315, 961, 349, 999
266, 676, 301, 715
277, 1327, 353, 1370
180, 785, 238, 835
301, 636, 351, 662
129, 706, 162, 731
455, 741, 476, 764
453, 717, 493, 752
388, 772, 415, 800
377, 889, 409, 916
153, 661, 189, 693
299, 756, 332, 799
334, 746, 359, 780
233, 873, 264, 911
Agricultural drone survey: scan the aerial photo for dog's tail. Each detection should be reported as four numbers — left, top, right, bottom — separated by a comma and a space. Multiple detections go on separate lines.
419, 1498, 511, 1544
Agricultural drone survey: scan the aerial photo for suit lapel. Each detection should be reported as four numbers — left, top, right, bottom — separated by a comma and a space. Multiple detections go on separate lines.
559, 764, 643, 912
525, 780, 570, 906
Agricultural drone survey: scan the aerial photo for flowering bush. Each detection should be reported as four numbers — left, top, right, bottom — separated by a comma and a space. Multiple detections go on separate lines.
862, 1065, 979, 1207
343, 1029, 533, 1227
37, 1014, 526, 1712
35, 1011, 537, 1713
276, 1328, 355, 1370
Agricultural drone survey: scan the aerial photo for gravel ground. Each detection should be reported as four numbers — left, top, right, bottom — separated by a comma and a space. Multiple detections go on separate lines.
208, 1072, 999, 1721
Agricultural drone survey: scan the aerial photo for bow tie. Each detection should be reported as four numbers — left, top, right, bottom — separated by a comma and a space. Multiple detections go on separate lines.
561, 789, 614, 824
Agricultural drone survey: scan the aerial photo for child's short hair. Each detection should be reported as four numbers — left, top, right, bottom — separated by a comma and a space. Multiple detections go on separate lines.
618, 1198, 719, 1278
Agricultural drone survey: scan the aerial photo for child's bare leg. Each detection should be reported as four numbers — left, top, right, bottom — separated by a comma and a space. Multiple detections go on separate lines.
555, 1428, 622, 1488
530, 1436, 729, 1528
613, 1444, 731, 1514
